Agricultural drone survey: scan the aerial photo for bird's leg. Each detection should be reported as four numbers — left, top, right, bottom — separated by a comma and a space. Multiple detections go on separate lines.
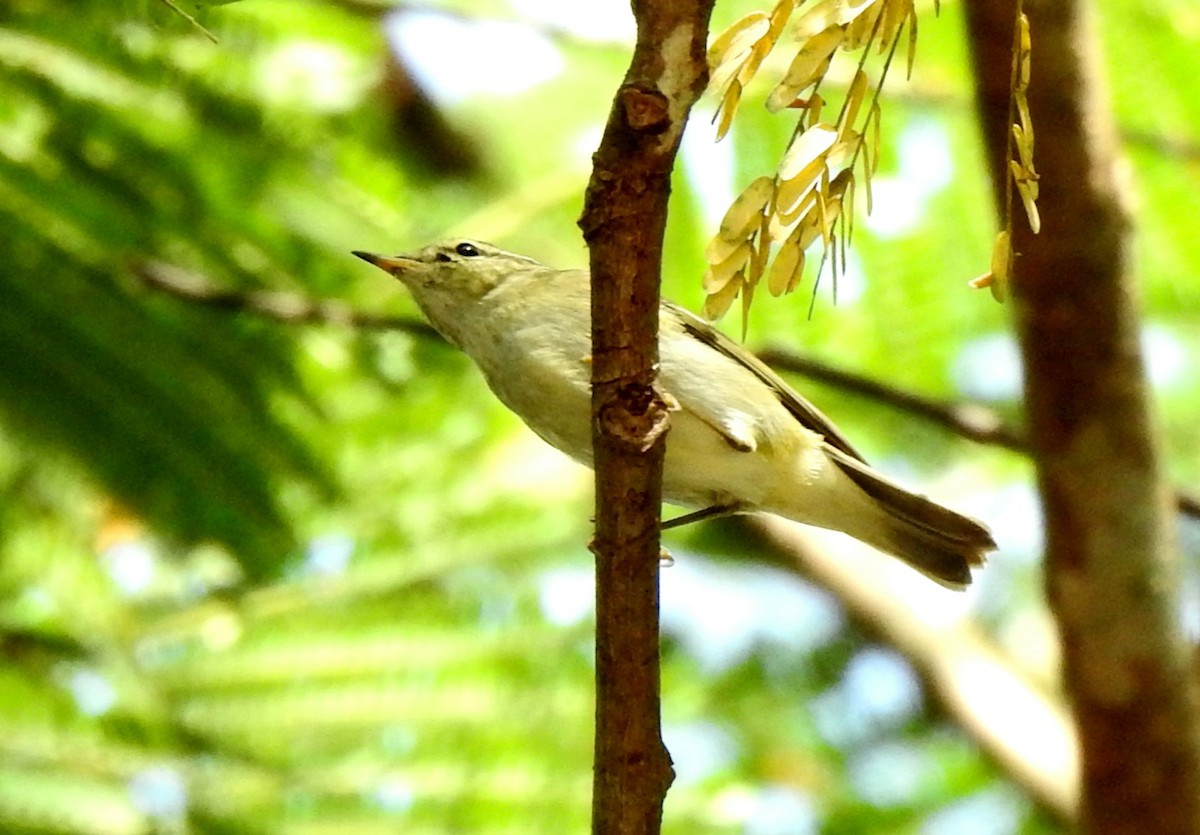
661, 503, 743, 530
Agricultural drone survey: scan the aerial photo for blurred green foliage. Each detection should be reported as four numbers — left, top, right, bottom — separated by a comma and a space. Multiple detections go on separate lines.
0, 0, 1196, 833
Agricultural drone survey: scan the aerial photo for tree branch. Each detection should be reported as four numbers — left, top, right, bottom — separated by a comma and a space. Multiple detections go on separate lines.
966, 1, 1200, 831
578, 2, 714, 833
757, 347, 1027, 452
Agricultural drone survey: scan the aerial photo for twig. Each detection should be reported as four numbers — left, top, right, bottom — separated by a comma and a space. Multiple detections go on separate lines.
155, 0, 219, 43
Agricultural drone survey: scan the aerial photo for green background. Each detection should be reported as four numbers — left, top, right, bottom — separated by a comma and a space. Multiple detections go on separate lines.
0, 0, 1196, 832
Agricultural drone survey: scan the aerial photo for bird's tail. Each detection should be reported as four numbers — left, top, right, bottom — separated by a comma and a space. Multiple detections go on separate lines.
819, 447, 995, 588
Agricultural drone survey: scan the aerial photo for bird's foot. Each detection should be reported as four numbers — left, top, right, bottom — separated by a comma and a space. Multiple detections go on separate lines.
661, 503, 743, 531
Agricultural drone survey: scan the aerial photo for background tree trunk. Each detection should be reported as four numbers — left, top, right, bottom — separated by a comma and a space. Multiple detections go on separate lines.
964, 1, 1200, 831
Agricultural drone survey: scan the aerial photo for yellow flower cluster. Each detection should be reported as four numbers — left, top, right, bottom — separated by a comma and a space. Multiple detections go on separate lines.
702, 0, 919, 326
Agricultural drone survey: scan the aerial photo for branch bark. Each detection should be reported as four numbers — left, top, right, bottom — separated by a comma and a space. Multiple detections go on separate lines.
578, 2, 714, 833
965, 1, 1200, 832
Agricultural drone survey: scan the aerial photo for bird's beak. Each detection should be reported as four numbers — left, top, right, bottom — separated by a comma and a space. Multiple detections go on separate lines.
352, 251, 415, 275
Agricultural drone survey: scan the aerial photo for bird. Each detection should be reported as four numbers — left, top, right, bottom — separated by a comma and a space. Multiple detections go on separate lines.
353, 239, 995, 587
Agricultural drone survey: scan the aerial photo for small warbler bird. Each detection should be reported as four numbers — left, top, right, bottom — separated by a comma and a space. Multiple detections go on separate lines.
354, 240, 994, 587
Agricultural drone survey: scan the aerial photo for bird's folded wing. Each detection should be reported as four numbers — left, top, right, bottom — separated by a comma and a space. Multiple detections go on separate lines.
667, 302, 866, 462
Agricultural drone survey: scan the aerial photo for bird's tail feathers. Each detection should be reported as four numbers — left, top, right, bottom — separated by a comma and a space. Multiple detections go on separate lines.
824, 446, 995, 589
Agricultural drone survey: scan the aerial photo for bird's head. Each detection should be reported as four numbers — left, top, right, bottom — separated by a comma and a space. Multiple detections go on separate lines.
353, 239, 542, 302
353, 239, 548, 345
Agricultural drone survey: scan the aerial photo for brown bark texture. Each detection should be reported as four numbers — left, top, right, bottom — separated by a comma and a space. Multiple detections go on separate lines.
964, 1, 1200, 832
578, 2, 715, 834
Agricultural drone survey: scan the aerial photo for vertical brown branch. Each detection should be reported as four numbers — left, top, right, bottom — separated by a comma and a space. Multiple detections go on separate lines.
965, 1, 1200, 832
578, 2, 714, 833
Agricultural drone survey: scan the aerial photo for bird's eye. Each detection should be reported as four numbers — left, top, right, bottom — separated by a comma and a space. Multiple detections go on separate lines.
455, 242, 481, 258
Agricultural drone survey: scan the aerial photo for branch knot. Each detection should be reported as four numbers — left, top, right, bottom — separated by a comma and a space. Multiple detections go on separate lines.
619, 85, 671, 134
597, 382, 672, 452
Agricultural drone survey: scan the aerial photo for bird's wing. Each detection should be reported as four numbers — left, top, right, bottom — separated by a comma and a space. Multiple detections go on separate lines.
666, 302, 867, 462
